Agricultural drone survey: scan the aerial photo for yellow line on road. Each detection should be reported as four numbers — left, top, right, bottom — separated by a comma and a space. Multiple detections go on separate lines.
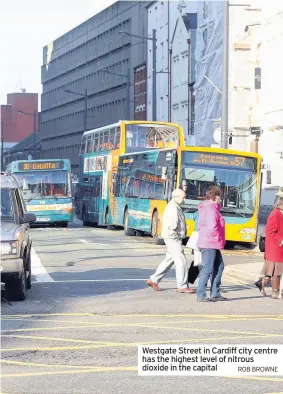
2, 317, 277, 333
3, 313, 282, 318
1, 360, 104, 369
0, 334, 273, 353
2, 323, 281, 341
1, 366, 137, 378
0, 334, 118, 345
228, 376, 283, 383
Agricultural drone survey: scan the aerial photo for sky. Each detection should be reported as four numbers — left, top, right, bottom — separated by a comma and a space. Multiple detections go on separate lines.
0, 0, 116, 108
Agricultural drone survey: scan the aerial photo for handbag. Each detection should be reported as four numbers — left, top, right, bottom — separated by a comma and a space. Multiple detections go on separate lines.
259, 235, 265, 253
186, 231, 199, 250
188, 261, 200, 284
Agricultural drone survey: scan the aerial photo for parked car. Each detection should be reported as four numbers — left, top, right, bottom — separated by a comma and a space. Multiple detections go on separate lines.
1, 173, 36, 300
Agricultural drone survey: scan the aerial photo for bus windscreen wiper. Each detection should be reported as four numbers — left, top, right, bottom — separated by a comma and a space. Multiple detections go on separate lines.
220, 208, 248, 218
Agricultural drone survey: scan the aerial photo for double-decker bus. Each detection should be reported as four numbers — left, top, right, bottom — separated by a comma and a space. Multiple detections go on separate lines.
78, 120, 262, 246
6, 159, 73, 226
77, 120, 182, 226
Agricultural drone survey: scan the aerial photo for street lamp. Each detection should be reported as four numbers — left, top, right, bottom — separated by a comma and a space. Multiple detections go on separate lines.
64, 89, 88, 132
119, 29, 157, 121
102, 68, 131, 119
17, 110, 37, 157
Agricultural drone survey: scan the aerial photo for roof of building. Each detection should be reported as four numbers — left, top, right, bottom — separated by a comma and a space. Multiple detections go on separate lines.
7, 132, 41, 154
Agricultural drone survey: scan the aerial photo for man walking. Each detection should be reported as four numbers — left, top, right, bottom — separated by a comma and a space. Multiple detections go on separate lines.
147, 189, 194, 293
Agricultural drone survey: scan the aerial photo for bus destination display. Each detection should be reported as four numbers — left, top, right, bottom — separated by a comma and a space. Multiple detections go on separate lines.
183, 152, 256, 171
18, 161, 65, 171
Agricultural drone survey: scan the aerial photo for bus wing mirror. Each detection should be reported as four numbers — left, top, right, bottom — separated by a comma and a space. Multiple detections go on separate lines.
266, 170, 272, 185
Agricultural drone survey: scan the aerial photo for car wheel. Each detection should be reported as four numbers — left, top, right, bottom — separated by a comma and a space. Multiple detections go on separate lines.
6, 265, 27, 301
26, 250, 32, 289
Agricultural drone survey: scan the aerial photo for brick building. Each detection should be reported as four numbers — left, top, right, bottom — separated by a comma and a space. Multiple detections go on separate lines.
0, 92, 39, 153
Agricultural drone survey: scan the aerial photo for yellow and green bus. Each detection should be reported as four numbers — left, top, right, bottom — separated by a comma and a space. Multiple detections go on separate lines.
78, 120, 262, 246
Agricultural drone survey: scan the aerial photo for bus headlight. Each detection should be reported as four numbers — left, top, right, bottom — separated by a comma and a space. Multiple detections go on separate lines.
61, 207, 73, 214
0, 241, 18, 256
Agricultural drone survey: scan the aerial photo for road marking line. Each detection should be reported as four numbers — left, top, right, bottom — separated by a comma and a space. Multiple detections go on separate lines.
3, 319, 281, 338
3, 313, 282, 318
1, 334, 120, 345
80, 239, 109, 246
30, 278, 173, 284
0, 334, 275, 353
31, 248, 54, 283
1, 366, 137, 378
0, 360, 108, 369
3, 317, 275, 333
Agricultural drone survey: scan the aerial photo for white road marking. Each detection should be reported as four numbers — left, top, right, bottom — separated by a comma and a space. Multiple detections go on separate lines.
31, 278, 173, 284
80, 239, 109, 246
31, 248, 54, 283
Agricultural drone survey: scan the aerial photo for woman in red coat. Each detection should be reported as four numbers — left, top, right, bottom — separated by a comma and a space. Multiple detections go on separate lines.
262, 195, 283, 299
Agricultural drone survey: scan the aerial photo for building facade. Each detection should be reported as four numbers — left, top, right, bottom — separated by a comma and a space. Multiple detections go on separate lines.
0, 92, 38, 154
40, 1, 149, 174
146, 0, 198, 130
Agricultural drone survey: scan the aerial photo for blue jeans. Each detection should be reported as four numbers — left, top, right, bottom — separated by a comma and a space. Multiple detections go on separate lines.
197, 249, 224, 300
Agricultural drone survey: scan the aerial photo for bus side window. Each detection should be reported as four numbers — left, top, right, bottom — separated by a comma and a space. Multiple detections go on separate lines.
109, 128, 115, 150
80, 136, 86, 154
115, 127, 121, 150
98, 132, 104, 151
93, 134, 99, 152
104, 129, 109, 150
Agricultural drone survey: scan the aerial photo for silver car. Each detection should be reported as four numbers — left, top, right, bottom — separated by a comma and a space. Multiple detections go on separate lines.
1, 173, 36, 300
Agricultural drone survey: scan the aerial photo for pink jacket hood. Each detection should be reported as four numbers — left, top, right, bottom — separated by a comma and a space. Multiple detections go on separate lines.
196, 200, 226, 250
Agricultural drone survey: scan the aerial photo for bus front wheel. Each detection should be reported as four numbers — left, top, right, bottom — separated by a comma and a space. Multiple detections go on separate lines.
124, 210, 135, 236
151, 211, 165, 245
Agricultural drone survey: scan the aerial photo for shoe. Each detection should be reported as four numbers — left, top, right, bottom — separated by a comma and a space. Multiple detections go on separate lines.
146, 279, 162, 291
197, 298, 216, 302
176, 288, 195, 293
255, 279, 262, 292
211, 295, 228, 301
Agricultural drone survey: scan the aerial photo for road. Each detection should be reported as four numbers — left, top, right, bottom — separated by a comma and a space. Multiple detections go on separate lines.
1, 220, 283, 394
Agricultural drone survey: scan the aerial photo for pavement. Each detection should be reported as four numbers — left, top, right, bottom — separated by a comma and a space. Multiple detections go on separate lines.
1, 219, 283, 394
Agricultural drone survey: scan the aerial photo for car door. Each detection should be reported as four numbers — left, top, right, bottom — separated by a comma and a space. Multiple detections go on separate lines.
14, 188, 29, 256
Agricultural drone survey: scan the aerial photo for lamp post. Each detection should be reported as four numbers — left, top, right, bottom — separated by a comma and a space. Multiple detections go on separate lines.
17, 110, 37, 157
64, 89, 88, 132
102, 68, 131, 119
119, 29, 157, 121
1, 121, 4, 171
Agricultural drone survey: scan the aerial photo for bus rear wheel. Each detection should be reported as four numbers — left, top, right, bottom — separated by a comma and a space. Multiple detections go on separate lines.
124, 210, 135, 236
151, 211, 164, 245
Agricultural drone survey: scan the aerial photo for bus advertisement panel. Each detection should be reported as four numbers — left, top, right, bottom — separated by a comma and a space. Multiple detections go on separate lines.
7, 159, 72, 226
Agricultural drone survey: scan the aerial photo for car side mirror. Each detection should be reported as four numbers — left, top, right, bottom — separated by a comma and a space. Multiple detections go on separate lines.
20, 213, 36, 224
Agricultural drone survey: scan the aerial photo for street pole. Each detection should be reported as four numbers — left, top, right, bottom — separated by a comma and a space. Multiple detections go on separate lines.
1, 121, 4, 171
221, 0, 229, 149
84, 89, 87, 132
33, 110, 36, 157
127, 68, 130, 119
152, 29, 157, 121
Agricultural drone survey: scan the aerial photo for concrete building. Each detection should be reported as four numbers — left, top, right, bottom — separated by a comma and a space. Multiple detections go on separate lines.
0, 92, 38, 155
40, 1, 149, 175
146, 0, 198, 132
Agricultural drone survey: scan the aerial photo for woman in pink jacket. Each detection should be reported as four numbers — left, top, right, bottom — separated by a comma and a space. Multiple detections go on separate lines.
196, 186, 227, 302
